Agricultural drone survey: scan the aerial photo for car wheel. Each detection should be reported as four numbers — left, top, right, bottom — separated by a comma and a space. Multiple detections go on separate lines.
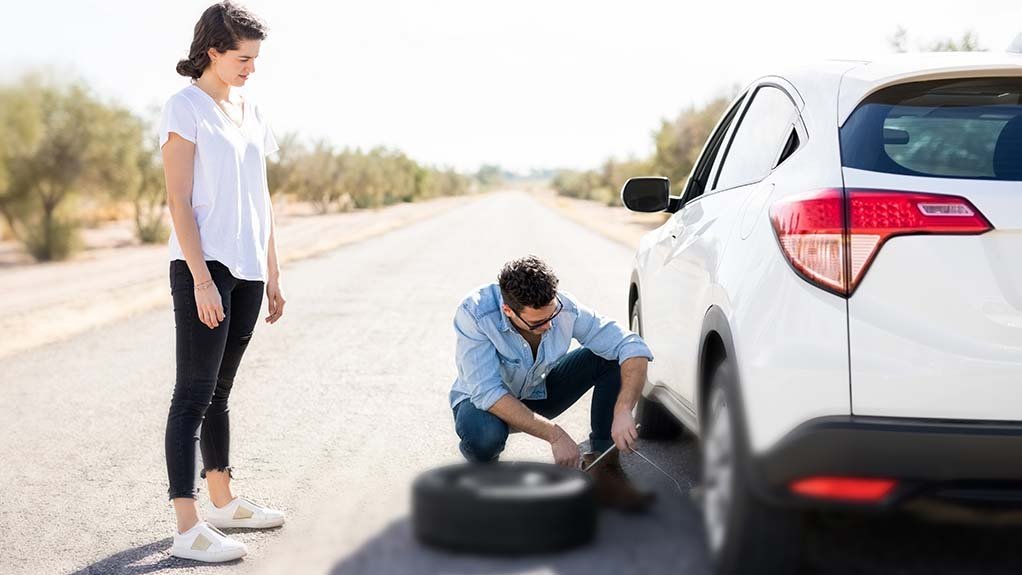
703, 362, 804, 575
630, 299, 683, 439
412, 462, 597, 554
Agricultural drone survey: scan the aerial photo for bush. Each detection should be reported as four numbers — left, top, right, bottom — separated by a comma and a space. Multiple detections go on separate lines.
286, 142, 471, 213
22, 211, 79, 261
0, 76, 141, 260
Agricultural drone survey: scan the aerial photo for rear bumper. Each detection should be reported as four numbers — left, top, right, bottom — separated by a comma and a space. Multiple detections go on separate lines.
752, 416, 1022, 507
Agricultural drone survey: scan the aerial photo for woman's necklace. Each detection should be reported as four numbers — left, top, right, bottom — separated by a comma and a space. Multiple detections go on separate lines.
217, 98, 244, 129
194, 82, 245, 128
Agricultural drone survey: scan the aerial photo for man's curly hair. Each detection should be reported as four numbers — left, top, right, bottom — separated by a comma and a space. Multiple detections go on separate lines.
498, 256, 559, 312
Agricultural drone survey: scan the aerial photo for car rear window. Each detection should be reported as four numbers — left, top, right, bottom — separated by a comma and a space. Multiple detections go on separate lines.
840, 77, 1022, 181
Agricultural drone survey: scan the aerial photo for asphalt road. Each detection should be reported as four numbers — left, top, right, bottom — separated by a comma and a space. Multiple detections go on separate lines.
2, 190, 1020, 575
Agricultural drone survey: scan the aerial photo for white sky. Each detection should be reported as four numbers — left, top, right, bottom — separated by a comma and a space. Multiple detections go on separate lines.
1, 0, 1020, 172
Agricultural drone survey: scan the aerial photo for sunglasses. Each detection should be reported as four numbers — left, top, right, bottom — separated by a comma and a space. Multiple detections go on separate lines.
511, 295, 563, 330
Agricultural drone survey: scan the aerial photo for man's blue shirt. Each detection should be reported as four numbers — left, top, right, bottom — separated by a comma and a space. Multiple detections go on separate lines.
449, 283, 654, 411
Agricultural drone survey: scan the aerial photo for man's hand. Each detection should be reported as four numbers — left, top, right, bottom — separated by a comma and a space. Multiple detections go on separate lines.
611, 408, 639, 454
549, 424, 581, 468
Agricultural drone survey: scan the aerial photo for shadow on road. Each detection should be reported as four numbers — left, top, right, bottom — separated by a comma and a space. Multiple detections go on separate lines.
329, 511, 1022, 575
329, 512, 710, 575
332, 437, 710, 575
330, 430, 1022, 575
68, 538, 243, 575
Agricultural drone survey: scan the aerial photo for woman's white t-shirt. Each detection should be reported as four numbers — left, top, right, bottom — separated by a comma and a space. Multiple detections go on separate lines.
158, 83, 279, 282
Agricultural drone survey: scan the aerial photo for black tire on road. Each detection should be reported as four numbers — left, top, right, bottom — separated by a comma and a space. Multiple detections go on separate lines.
412, 462, 598, 555
631, 299, 683, 440
703, 362, 805, 575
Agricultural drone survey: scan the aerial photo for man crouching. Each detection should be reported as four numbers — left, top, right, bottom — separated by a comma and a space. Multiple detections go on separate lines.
449, 255, 656, 512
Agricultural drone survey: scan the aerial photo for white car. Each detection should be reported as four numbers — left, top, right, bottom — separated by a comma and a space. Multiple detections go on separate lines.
622, 52, 1022, 575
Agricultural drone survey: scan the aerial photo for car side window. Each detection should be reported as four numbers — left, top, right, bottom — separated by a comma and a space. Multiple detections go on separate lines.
681, 94, 746, 204
713, 86, 798, 191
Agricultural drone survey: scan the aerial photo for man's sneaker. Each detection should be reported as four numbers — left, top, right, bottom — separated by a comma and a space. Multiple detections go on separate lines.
582, 451, 656, 513
170, 521, 247, 563
206, 496, 286, 529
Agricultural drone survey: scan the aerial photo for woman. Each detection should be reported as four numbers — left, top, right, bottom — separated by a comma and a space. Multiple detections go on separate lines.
160, 1, 286, 562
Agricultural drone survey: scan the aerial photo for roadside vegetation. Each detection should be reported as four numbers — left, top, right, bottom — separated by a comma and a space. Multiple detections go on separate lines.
0, 73, 473, 261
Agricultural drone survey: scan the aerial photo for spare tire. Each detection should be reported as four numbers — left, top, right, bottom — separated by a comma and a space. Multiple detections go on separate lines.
412, 462, 598, 554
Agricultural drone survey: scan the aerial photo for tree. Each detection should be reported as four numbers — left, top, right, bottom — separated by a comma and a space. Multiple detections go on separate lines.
888, 26, 909, 53
0, 77, 140, 260
889, 27, 984, 53
552, 89, 735, 205
651, 95, 732, 187
266, 131, 302, 197
600, 157, 652, 206
0, 80, 43, 243
132, 128, 169, 243
929, 30, 983, 52
476, 164, 504, 188
293, 141, 344, 214
90, 106, 169, 244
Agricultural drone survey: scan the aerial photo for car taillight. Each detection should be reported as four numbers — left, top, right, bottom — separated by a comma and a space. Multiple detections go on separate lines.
789, 476, 897, 503
769, 189, 847, 293
769, 189, 993, 296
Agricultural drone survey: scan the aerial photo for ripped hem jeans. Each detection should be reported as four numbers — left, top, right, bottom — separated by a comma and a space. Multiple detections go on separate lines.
165, 259, 263, 500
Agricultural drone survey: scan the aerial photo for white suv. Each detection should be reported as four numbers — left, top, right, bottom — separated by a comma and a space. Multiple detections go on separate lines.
622, 52, 1022, 575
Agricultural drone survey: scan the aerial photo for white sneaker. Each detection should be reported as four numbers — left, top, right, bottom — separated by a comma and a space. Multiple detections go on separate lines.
206, 496, 286, 529
170, 521, 247, 563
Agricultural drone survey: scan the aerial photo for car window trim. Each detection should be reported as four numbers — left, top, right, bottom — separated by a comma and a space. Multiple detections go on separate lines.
709, 83, 802, 194
679, 93, 749, 206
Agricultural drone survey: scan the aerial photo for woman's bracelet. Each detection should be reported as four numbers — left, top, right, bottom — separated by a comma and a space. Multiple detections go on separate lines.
194, 279, 215, 291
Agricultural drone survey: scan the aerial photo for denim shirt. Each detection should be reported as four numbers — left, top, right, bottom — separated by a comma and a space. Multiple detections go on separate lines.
449, 283, 654, 411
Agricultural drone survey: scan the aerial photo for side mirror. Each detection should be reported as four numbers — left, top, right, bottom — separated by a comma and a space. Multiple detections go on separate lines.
621, 177, 670, 212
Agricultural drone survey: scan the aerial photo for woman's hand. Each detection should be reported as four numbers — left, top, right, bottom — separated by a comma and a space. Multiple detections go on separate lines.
194, 281, 225, 329
265, 275, 286, 324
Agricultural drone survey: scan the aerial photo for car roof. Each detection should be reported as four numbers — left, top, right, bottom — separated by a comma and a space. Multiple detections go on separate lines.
763, 52, 1022, 126
835, 51, 1022, 124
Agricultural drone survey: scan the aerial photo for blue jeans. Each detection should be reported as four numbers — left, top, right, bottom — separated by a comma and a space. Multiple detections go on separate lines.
452, 348, 622, 462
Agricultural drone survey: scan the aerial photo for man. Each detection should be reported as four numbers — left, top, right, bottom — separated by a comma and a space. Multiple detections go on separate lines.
449, 255, 655, 512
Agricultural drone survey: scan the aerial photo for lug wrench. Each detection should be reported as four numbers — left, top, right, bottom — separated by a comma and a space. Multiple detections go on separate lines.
583, 424, 642, 473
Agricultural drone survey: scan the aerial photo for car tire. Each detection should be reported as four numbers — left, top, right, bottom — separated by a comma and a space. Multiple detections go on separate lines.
412, 462, 597, 554
630, 299, 683, 440
702, 362, 804, 575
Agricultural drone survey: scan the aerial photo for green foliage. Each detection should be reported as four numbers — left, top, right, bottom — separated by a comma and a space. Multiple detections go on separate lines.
929, 30, 983, 52
889, 27, 984, 53
0, 72, 472, 260
266, 131, 301, 198
553, 92, 732, 205
282, 141, 471, 214
22, 207, 80, 261
651, 96, 732, 187
551, 169, 604, 201
476, 164, 504, 188
0, 76, 141, 260
133, 131, 169, 244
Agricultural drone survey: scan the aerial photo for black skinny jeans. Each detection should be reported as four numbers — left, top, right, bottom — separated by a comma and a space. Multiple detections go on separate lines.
165, 259, 263, 500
